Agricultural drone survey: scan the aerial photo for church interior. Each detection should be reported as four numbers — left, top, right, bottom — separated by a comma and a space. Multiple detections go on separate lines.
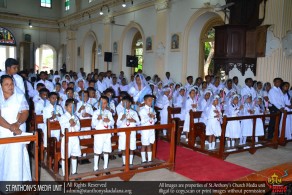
0, 0, 292, 191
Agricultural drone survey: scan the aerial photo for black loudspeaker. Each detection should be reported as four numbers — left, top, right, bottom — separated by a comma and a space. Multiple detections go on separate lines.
104, 52, 112, 62
126, 55, 138, 67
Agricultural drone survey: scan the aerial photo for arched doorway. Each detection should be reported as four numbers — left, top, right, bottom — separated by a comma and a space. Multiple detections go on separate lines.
199, 18, 224, 77
119, 22, 145, 79
82, 31, 97, 74
131, 31, 143, 73
35, 44, 57, 72
182, 10, 224, 80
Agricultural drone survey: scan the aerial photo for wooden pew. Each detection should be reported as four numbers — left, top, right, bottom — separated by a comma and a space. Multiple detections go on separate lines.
216, 112, 281, 159
63, 123, 176, 181
178, 110, 205, 150
188, 111, 206, 150
46, 120, 61, 174
167, 106, 183, 144
0, 132, 39, 181
79, 118, 94, 156
34, 114, 45, 162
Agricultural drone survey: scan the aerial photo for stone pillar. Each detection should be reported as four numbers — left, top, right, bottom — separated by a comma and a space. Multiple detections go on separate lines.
103, 16, 112, 71
66, 30, 77, 71
155, 0, 170, 79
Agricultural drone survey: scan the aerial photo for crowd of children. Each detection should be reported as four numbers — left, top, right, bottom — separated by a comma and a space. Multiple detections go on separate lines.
26, 67, 292, 176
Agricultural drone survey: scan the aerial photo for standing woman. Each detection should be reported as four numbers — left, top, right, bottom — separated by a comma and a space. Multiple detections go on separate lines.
0, 75, 31, 181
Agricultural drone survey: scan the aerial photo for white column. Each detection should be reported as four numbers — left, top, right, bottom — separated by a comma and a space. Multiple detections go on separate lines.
155, 0, 170, 79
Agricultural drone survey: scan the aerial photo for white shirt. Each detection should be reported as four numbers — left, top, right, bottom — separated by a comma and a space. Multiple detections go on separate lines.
34, 99, 50, 115
91, 109, 114, 130
34, 80, 54, 92
59, 112, 81, 135
268, 86, 285, 109
139, 105, 157, 126
120, 85, 129, 92
76, 101, 93, 119
117, 109, 140, 128
111, 83, 120, 96
241, 85, 257, 100
43, 103, 64, 123
163, 77, 174, 86
96, 80, 106, 93
103, 77, 113, 89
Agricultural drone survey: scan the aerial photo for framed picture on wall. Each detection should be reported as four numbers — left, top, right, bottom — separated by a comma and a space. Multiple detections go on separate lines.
170, 33, 181, 52
113, 41, 118, 54
97, 44, 102, 56
146, 36, 153, 52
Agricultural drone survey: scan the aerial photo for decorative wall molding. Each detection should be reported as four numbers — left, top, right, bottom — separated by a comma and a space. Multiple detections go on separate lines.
155, 0, 170, 11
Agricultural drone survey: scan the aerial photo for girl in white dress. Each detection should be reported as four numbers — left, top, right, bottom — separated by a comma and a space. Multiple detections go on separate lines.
254, 96, 265, 142
204, 95, 222, 150
225, 95, 243, 147
173, 87, 185, 120
157, 86, 171, 136
198, 90, 212, 125
182, 87, 198, 142
239, 94, 254, 145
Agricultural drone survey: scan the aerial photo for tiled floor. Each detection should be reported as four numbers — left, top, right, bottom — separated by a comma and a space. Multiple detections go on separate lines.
38, 142, 292, 181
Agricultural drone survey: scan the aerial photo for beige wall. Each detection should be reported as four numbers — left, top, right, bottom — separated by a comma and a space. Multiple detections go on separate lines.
256, 0, 292, 84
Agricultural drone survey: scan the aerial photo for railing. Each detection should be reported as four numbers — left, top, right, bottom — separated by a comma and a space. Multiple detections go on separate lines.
278, 110, 292, 146
63, 123, 176, 181
0, 132, 39, 181
217, 112, 281, 159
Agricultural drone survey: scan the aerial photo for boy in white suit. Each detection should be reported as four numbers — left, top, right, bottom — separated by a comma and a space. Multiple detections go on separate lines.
139, 95, 157, 163
59, 99, 81, 176
92, 96, 115, 174
117, 95, 140, 166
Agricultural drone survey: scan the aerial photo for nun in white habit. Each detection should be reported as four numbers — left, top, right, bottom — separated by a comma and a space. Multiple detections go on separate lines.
0, 75, 31, 181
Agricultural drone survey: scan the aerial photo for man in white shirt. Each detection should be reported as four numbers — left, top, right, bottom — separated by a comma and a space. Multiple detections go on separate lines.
96, 73, 107, 93
205, 75, 214, 90
268, 77, 284, 140
241, 78, 257, 100
103, 71, 113, 88
0, 58, 25, 94
34, 71, 54, 92
162, 72, 174, 86
184, 76, 193, 91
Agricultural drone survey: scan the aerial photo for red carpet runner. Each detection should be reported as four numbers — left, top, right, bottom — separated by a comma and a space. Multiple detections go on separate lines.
156, 140, 254, 181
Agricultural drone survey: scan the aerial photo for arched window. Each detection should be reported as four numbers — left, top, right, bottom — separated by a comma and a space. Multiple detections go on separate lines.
132, 32, 143, 73
0, 27, 16, 70
199, 18, 224, 77
35, 44, 57, 72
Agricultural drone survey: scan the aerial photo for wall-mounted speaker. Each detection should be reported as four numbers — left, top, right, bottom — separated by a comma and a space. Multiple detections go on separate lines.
104, 52, 112, 62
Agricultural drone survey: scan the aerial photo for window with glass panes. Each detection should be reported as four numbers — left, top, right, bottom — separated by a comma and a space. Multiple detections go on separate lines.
41, 0, 51, 8
65, 0, 70, 11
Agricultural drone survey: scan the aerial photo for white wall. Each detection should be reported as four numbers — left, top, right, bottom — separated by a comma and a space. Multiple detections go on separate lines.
0, 0, 61, 19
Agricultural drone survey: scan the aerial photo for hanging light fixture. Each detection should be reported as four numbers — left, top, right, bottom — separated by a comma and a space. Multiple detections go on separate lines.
122, 0, 126, 7
29, 20, 32, 28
